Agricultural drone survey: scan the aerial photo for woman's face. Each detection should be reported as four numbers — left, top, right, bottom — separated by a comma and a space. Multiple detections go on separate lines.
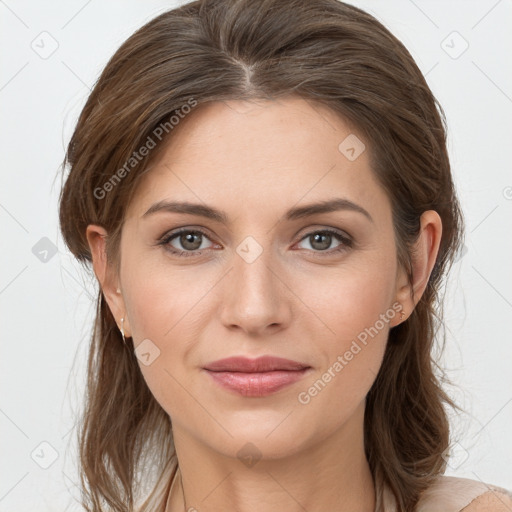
107, 97, 407, 460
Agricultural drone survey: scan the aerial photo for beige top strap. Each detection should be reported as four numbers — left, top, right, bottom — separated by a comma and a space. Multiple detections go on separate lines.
415, 476, 512, 512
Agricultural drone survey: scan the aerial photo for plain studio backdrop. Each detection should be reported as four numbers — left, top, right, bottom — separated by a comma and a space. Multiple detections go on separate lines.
0, 0, 511, 510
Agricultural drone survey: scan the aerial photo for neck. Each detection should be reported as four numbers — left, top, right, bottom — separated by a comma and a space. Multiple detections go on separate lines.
165, 403, 375, 512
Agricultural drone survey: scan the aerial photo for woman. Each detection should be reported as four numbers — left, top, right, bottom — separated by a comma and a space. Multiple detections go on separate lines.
58, 0, 512, 511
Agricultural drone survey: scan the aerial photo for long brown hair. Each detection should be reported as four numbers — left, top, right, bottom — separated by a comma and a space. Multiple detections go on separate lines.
58, 0, 464, 510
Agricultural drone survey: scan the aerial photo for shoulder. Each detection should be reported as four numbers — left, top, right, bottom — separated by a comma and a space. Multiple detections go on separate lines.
415, 475, 512, 512
461, 489, 512, 512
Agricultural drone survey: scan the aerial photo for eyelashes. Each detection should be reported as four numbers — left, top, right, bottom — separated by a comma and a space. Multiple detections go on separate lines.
156, 227, 353, 258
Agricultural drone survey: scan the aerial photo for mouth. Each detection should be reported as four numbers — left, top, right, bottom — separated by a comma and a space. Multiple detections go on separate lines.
202, 355, 312, 397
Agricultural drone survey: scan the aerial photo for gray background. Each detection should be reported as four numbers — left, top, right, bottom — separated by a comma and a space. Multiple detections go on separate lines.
1, 0, 511, 510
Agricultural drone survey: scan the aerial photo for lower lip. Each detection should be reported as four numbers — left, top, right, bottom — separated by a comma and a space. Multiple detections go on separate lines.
204, 369, 310, 397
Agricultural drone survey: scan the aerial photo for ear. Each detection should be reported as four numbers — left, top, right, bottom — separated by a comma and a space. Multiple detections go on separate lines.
391, 210, 443, 326
85, 224, 132, 338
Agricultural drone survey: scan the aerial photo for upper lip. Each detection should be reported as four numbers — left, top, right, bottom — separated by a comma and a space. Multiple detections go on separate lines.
203, 356, 310, 373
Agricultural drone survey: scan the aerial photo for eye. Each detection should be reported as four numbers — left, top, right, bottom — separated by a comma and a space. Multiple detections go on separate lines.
158, 228, 217, 257
157, 227, 353, 258
296, 229, 352, 255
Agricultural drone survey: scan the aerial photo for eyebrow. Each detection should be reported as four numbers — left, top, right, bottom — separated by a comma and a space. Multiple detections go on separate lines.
142, 198, 373, 223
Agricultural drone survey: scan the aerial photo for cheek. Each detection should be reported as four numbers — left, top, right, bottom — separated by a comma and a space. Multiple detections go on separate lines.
120, 268, 205, 419
303, 249, 397, 345
294, 250, 397, 410
122, 256, 216, 342
296, 294, 392, 431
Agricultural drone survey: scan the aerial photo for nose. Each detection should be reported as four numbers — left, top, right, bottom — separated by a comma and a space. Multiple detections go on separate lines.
219, 243, 292, 336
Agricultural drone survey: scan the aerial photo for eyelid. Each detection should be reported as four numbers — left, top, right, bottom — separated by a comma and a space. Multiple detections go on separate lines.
295, 225, 352, 242
157, 226, 213, 244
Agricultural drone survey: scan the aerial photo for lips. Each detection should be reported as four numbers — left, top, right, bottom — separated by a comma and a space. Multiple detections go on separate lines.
202, 356, 311, 397
203, 355, 310, 373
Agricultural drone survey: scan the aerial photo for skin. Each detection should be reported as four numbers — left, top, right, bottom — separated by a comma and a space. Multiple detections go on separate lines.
86, 96, 442, 512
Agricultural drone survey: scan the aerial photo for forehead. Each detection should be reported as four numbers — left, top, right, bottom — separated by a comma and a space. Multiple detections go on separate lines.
125, 96, 389, 222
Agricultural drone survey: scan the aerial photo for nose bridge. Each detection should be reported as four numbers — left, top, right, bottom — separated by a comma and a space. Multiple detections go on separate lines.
220, 234, 290, 333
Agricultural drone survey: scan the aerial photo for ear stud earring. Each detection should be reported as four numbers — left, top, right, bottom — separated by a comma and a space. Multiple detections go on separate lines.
120, 317, 126, 343
116, 288, 127, 344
